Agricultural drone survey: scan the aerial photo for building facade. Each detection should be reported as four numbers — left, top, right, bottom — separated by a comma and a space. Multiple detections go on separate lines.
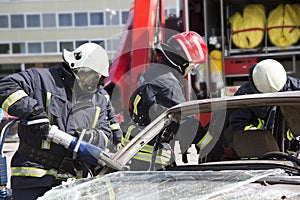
0, 0, 177, 78
0, 0, 135, 78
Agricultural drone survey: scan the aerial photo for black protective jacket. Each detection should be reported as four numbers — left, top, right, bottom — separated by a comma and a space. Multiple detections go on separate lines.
129, 60, 186, 126
229, 65, 300, 133
0, 64, 122, 189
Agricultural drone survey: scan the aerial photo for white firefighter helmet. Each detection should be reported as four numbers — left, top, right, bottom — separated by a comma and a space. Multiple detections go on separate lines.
63, 42, 109, 77
252, 59, 287, 93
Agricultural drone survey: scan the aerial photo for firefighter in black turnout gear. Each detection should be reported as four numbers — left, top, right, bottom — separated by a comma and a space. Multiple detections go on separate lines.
123, 31, 209, 170
229, 59, 300, 154
0, 43, 122, 199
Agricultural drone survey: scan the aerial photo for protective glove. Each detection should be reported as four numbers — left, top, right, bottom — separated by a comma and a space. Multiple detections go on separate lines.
77, 128, 110, 150
26, 111, 50, 139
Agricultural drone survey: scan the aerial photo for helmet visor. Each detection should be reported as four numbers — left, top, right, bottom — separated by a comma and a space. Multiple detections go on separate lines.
75, 68, 101, 93
190, 64, 204, 75
184, 63, 204, 76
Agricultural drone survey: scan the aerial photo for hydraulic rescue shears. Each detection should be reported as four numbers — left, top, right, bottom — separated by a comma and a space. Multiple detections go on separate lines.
19, 115, 123, 171
47, 125, 122, 170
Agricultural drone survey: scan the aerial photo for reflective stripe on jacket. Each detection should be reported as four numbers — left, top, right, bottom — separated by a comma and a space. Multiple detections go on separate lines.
11, 167, 82, 180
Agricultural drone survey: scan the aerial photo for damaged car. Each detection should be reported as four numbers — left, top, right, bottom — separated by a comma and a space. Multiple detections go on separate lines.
39, 91, 300, 200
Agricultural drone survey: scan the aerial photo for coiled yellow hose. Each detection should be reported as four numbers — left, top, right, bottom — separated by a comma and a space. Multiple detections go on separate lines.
229, 4, 265, 49
267, 4, 300, 47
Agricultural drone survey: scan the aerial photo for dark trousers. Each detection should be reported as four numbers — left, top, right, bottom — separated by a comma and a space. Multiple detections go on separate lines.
12, 187, 51, 200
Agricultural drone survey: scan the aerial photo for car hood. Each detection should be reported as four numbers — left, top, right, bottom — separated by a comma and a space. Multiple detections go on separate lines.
39, 168, 300, 200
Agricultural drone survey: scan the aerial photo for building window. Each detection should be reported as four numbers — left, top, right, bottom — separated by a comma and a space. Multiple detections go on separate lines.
11, 14, 24, 28
59, 13, 72, 27
0, 64, 22, 78
0, 44, 9, 54
106, 39, 119, 51
44, 62, 60, 68
12, 43, 25, 54
165, 8, 178, 18
121, 11, 129, 25
0, 15, 8, 28
43, 41, 57, 53
42, 13, 56, 28
59, 41, 73, 52
90, 12, 104, 26
91, 40, 105, 49
105, 11, 119, 25
27, 14, 40, 28
28, 42, 42, 53
168, 8, 177, 16
75, 40, 89, 48
75, 12, 88, 26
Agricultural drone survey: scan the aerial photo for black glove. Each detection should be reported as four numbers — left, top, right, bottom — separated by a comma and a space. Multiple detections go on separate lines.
27, 111, 50, 139
77, 128, 110, 150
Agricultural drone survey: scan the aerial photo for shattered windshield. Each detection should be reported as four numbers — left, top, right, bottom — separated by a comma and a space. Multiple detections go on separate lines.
38, 169, 299, 200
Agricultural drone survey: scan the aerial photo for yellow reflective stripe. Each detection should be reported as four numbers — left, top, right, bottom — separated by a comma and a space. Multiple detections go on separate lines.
286, 149, 295, 154
133, 94, 141, 115
244, 124, 255, 130
92, 106, 101, 128
133, 151, 171, 165
102, 178, 115, 200
196, 131, 213, 150
46, 92, 51, 115
140, 144, 155, 153
286, 129, 294, 141
121, 136, 128, 146
110, 123, 120, 130
2, 90, 28, 112
41, 139, 51, 149
41, 92, 52, 150
11, 167, 47, 178
11, 167, 82, 180
244, 118, 265, 130
125, 125, 136, 139
161, 149, 171, 158
121, 137, 154, 153
257, 118, 264, 129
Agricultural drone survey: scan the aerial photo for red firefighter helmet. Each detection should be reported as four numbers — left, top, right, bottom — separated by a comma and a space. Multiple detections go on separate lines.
157, 31, 208, 76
